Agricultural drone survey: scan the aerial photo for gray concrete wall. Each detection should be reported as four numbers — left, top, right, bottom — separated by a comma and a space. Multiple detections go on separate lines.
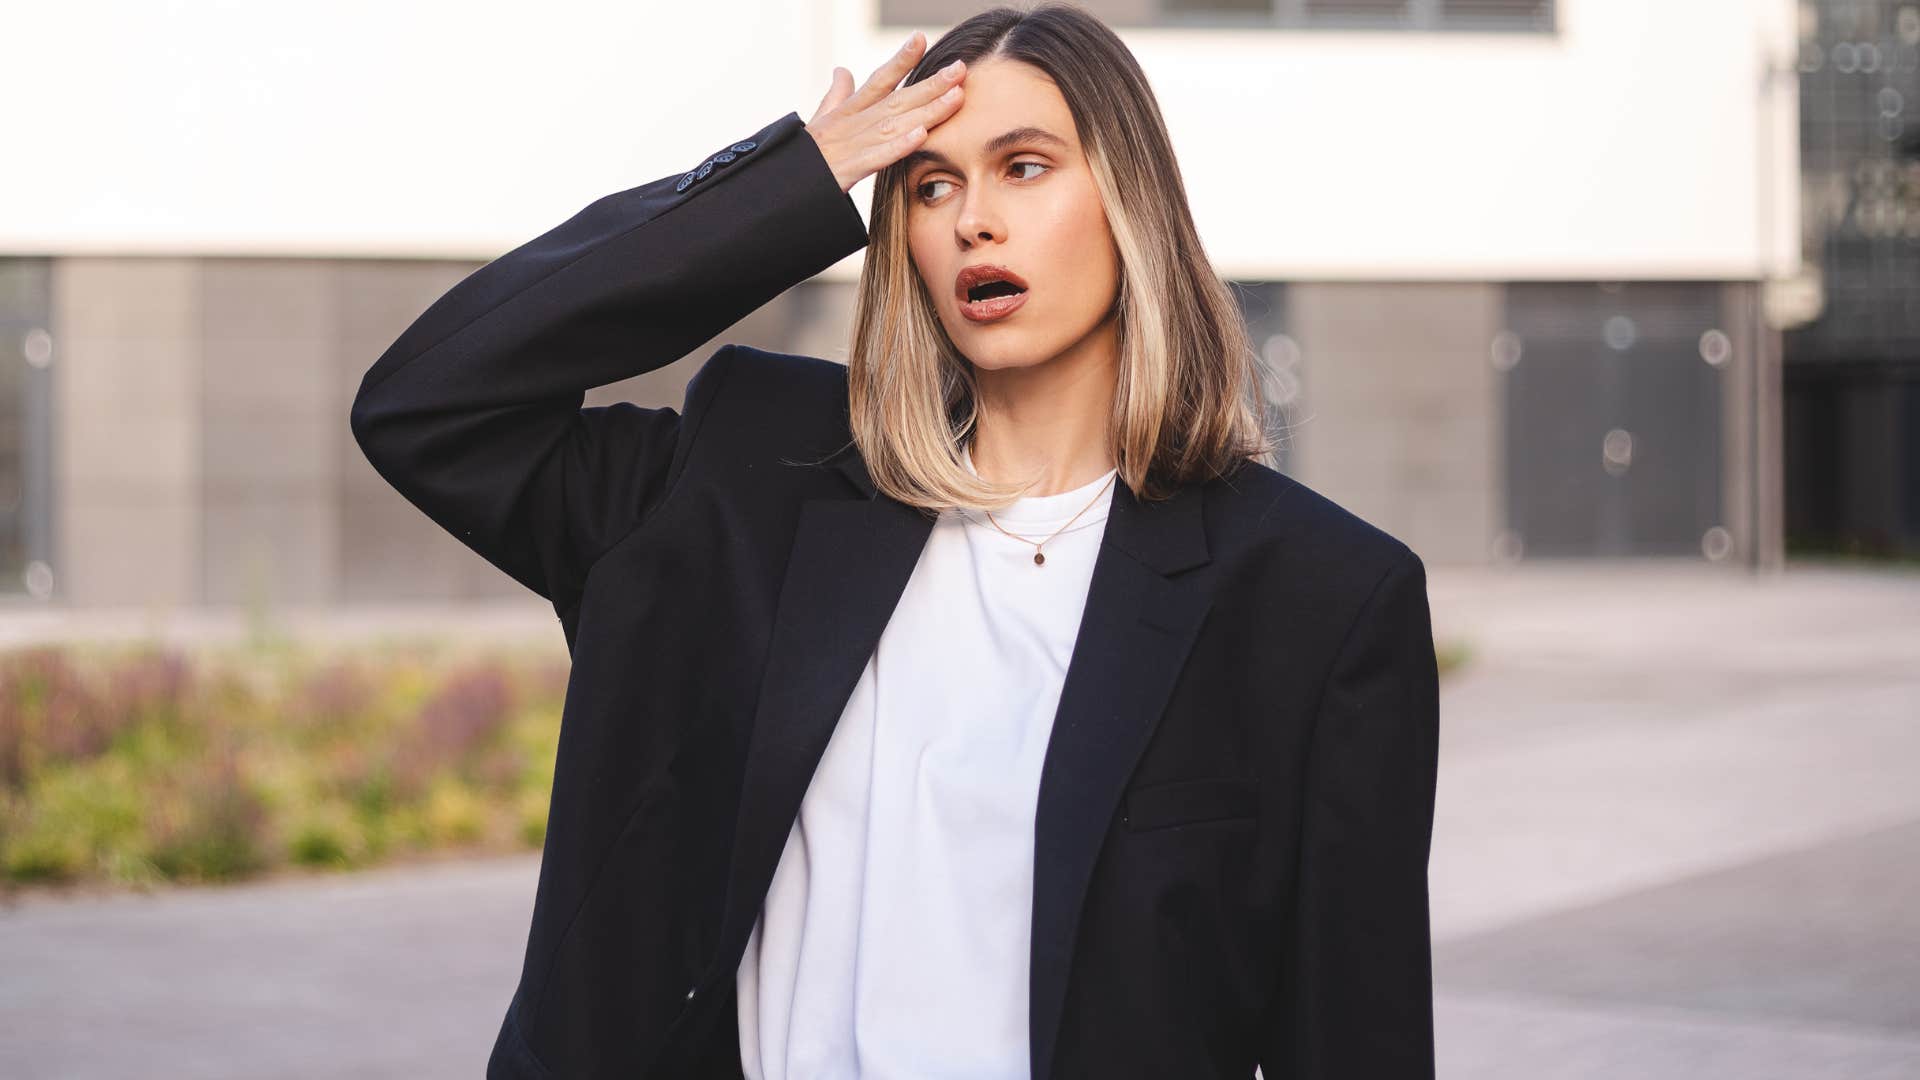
201, 261, 338, 607
46, 257, 842, 609
55, 260, 204, 609
1286, 282, 1503, 566
43, 261, 1766, 607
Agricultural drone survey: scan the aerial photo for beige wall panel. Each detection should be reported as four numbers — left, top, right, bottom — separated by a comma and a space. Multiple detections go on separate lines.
53, 258, 201, 605
1288, 282, 1501, 565
201, 261, 339, 604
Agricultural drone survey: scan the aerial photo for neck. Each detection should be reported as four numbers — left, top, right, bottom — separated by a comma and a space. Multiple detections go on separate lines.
968, 315, 1119, 497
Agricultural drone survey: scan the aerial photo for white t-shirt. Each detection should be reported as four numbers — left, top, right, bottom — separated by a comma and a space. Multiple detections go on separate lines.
736, 444, 1119, 1080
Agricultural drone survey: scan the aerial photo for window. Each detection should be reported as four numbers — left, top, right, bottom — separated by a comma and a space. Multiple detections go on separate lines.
880, 0, 1555, 32
0, 259, 53, 599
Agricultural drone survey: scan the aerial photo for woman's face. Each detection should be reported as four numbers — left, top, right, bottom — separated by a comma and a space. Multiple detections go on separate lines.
903, 58, 1119, 375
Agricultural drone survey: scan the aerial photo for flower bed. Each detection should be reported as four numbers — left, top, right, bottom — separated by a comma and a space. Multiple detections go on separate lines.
0, 638, 568, 893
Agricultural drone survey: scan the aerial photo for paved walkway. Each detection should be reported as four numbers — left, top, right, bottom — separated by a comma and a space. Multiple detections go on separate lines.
2, 560, 1916, 1077
1422, 561, 1920, 1077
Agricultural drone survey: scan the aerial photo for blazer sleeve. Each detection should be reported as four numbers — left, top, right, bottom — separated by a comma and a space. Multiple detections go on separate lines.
348, 110, 869, 618
1259, 550, 1441, 1079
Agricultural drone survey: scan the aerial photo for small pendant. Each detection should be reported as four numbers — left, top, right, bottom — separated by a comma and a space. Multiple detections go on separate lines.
1033, 551, 1046, 566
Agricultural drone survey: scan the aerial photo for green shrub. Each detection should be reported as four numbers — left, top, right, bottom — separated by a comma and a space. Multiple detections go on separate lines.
0, 633, 1468, 895
0, 638, 569, 893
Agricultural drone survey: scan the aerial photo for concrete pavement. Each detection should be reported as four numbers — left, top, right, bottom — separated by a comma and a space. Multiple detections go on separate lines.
3, 560, 1917, 1077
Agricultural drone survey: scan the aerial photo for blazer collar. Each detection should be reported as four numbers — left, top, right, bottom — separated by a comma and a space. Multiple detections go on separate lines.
826, 440, 1210, 575
705, 442, 1214, 1080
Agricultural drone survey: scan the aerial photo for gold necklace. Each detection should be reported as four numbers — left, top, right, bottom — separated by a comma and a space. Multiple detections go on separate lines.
979, 470, 1118, 566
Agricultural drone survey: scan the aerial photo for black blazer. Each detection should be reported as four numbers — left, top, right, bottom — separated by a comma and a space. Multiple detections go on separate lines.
350, 109, 1439, 1080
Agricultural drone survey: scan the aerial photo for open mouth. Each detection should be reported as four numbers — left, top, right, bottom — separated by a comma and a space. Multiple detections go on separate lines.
956, 265, 1031, 323
966, 279, 1026, 303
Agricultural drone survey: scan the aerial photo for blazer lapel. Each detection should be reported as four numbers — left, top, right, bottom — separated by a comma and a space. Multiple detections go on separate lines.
705, 445, 935, 990
1025, 476, 1213, 1080
703, 444, 1215, 1080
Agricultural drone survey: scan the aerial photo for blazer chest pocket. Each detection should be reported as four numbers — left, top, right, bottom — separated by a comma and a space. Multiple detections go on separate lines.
1122, 776, 1257, 832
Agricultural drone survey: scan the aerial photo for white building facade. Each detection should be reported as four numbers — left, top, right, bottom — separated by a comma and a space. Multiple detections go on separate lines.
0, 0, 1801, 607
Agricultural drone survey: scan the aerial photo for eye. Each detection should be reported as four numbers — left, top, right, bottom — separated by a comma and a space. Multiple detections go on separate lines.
913, 160, 1052, 204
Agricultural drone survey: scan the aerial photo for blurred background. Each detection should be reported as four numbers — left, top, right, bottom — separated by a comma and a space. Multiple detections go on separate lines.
1, 0, 1915, 1077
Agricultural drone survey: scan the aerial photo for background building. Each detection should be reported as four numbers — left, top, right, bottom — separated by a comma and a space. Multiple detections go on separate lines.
0, 0, 1806, 608
1786, 0, 1920, 561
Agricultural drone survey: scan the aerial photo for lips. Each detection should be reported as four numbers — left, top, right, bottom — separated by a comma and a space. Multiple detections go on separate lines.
955, 264, 1030, 324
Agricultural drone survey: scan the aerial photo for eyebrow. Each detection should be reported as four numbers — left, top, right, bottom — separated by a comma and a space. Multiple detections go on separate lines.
900, 126, 1072, 174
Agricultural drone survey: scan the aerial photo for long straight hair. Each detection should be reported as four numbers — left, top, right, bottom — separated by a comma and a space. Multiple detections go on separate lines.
846, 2, 1281, 512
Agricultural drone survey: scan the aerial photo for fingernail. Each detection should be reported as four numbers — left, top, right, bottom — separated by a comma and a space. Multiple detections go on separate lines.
942, 59, 963, 76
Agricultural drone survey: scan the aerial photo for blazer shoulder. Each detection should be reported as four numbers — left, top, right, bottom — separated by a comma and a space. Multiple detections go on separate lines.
700, 344, 850, 437
1205, 458, 1421, 579
712, 344, 849, 408
679, 344, 855, 485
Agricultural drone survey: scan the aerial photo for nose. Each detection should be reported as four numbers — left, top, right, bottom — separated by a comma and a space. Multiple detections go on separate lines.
955, 189, 1004, 247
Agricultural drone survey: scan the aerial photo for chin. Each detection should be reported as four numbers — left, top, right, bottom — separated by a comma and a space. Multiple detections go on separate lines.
954, 339, 1055, 373
946, 313, 1057, 371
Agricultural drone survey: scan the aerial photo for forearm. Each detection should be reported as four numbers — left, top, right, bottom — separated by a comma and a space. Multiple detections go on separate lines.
348, 109, 869, 604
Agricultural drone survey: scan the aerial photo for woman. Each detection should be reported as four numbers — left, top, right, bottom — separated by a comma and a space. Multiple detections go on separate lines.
351, 5, 1438, 1079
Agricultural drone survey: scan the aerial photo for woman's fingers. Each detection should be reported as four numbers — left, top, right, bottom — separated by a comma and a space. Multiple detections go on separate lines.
815, 66, 853, 119
889, 57, 966, 118
802, 32, 968, 194
880, 69, 964, 137
839, 75, 965, 183
807, 68, 853, 134
848, 31, 926, 111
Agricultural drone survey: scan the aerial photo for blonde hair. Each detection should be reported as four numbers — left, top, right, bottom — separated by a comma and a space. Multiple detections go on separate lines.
845, 1, 1281, 512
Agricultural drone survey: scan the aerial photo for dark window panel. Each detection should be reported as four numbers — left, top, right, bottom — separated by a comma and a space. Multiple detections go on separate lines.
879, 0, 1553, 31
0, 258, 53, 597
